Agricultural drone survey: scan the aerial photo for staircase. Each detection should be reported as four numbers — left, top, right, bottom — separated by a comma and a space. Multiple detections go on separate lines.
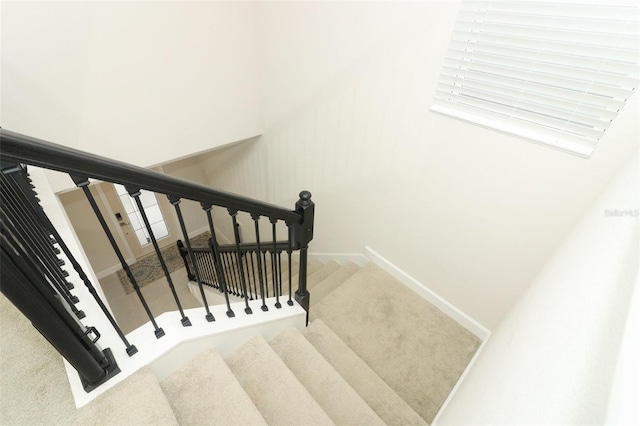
0, 130, 481, 425
25, 260, 480, 426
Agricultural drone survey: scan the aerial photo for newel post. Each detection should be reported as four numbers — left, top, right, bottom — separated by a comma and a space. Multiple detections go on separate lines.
293, 191, 314, 324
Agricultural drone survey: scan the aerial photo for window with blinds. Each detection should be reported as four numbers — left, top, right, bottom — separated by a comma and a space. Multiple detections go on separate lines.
431, 0, 639, 157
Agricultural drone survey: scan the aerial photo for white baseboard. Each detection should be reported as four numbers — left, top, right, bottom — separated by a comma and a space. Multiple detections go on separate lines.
364, 246, 491, 340
431, 336, 490, 425
308, 252, 369, 266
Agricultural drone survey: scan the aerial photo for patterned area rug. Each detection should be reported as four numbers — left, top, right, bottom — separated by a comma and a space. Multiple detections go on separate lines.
117, 233, 211, 294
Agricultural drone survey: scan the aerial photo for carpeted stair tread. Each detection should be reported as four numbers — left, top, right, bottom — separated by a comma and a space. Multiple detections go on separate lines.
303, 319, 427, 426
306, 262, 342, 290
270, 326, 385, 426
311, 263, 481, 423
310, 262, 360, 307
76, 367, 179, 426
160, 348, 266, 425
304, 259, 324, 275
278, 259, 324, 296
225, 335, 333, 426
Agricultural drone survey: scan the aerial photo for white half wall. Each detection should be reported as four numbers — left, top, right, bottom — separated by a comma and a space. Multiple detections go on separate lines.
1, 1, 263, 193
435, 152, 639, 424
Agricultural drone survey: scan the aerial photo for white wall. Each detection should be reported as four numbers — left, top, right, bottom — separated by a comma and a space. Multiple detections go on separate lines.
1, 1, 262, 193
58, 186, 123, 275
3, 1, 638, 330
203, 0, 639, 329
436, 152, 639, 424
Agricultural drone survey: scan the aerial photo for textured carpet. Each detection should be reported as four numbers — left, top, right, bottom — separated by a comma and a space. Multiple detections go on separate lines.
117, 232, 210, 294
0, 295, 178, 426
161, 348, 266, 425
0, 294, 78, 425
270, 326, 385, 425
75, 367, 179, 426
303, 319, 427, 426
311, 262, 482, 423
226, 335, 333, 426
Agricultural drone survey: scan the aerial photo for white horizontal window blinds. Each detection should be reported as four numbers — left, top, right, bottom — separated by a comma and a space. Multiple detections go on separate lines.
431, 1, 640, 157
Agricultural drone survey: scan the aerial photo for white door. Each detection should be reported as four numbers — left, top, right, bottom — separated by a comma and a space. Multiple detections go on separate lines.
101, 183, 181, 259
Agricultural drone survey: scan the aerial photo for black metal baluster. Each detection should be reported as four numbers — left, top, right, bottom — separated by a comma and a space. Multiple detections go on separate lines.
249, 251, 259, 300
277, 251, 283, 297
5, 169, 137, 355
270, 219, 281, 308
0, 174, 77, 299
166, 195, 214, 323
268, 248, 275, 298
125, 190, 191, 327
228, 210, 252, 315
286, 223, 294, 306
205, 252, 217, 289
241, 252, 251, 299
199, 252, 210, 287
211, 252, 222, 290
231, 252, 241, 296
231, 252, 240, 295
71, 176, 165, 339
211, 254, 221, 289
245, 252, 255, 300
222, 252, 236, 295
1, 232, 120, 392
251, 214, 268, 311
249, 251, 258, 299
0, 182, 84, 318
177, 240, 196, 281
263, 251, 270, 298
219, 253, 229, 294
202, 204, 234, 318
0, 206, 85, 322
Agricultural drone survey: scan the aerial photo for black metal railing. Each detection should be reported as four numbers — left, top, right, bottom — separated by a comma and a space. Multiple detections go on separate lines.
0, 128, 314, 392
177, 239, 296, 310
0, 166, 123, 392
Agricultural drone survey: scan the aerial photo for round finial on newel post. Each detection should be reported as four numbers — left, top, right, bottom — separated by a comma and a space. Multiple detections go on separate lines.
299, 190, 312, 206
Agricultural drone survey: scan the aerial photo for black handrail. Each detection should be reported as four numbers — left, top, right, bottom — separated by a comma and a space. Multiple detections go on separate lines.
0, 129, 301, 223
188, 240, 290, 253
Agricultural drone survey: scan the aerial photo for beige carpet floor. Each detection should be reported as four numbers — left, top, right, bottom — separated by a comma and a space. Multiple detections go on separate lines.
270, 326, 385, 425
0, 295, 178, 426
160, 348, 266, 425
311, 263, 481, 422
